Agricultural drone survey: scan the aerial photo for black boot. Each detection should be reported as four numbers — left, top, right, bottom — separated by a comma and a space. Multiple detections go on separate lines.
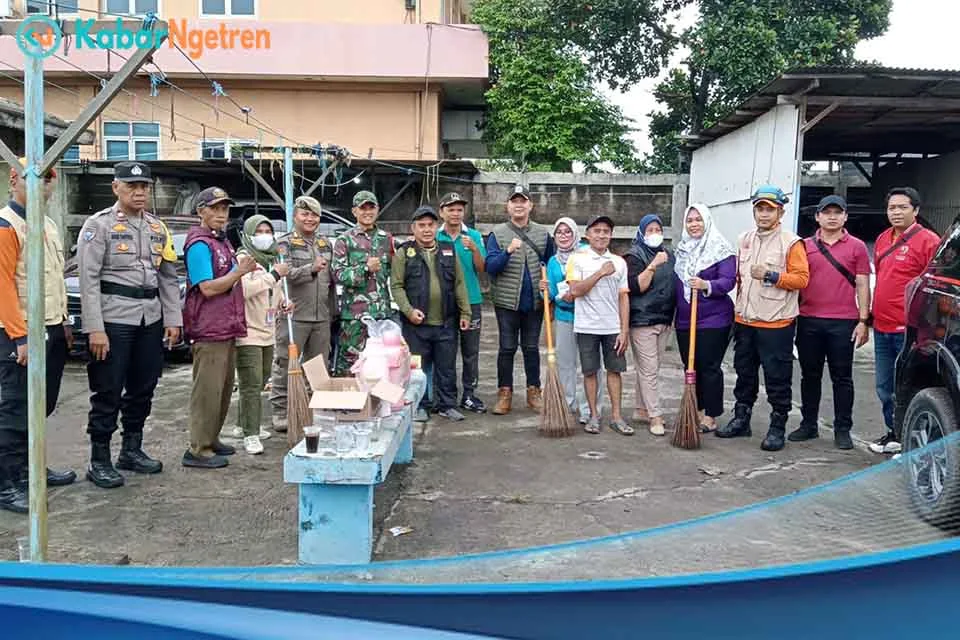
716, 403, 752, 438
0, 468, 28, 514
86, 442, 125, 489
834, 429, 854, 450
16, 466, 76, 489
788, 423, 819, 442
116, 432, 163, 474
761, 411, 789, 451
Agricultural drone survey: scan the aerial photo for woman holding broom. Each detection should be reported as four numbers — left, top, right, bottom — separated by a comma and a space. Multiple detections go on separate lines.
230, 215, 291, 454
546, 218, 605, 422
624, 215, 677, 436
673, 204, 736, 434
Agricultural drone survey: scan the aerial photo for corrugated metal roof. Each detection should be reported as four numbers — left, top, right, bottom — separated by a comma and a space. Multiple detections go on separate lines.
684, 66, 960, 156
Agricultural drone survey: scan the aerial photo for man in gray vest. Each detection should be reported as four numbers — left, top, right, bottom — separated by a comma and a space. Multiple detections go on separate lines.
484, 185, 555, 415
77, 161, 182, 489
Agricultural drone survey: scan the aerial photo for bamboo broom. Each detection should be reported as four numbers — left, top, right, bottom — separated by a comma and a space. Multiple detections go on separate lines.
539, 266, 577, 438
672, 292, 701, 449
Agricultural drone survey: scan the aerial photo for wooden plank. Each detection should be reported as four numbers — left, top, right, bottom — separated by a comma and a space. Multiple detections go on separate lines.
241, 159, 284, 207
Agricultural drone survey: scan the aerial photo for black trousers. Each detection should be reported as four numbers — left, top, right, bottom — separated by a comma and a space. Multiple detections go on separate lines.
675, 326, 731, 418
494, 306, 543, 390
0, 324, 67, 474
86, 320, 164, 444
457, 304, 482, 398
403, 321, 458, 412
732, 321, 796, 416
796, 316, 857, 432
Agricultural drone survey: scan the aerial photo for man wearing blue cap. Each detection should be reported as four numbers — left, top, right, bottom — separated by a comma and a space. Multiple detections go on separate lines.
717, 185, 809, 451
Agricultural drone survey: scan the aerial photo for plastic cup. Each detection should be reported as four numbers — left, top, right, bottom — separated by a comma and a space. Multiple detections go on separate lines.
335, 424, 354, 454
354, 424, 372, 454
16, 536, 29, 562
303, 425, 321, 453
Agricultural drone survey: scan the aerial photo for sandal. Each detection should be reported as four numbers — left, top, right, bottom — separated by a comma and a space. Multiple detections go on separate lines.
698, 423, 718, 434
584, 417, 601, 434
609, 420, 635, 436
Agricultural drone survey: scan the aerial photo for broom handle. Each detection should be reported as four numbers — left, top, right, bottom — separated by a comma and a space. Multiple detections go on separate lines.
686, 291, 698, 373
277, 255, 296, 346
541, 265, 555, 355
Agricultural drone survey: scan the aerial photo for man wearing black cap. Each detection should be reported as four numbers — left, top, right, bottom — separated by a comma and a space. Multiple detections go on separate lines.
181, 187, 256, 469
484, 185, 555, 415
792, 195, 872, 450
77, 161, 182, 488
436, 191, 487, 414
391, 206, 471, 421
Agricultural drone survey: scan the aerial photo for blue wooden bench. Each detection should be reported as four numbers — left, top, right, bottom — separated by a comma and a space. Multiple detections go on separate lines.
283, 369, 426, 565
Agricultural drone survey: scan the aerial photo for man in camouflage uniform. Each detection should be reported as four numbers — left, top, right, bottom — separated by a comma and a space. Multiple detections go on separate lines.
77, 161, 182, 489
271, 195, 336, 432
332, 190, 394, 375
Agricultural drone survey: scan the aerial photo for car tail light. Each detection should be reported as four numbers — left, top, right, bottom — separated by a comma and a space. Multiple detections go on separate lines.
904, 275, 924, 322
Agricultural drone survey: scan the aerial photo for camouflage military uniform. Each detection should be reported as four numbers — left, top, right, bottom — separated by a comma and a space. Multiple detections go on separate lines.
331, 225, 394, 375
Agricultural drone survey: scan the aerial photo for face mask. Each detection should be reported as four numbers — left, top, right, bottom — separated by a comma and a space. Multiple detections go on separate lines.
644, 233, 663, 248
251, 234, 274, 251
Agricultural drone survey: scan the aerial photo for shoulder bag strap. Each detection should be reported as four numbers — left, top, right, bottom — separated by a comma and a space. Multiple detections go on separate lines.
876, 225, 922, 268
813, 237, 857, 287
508, 224, 545, 263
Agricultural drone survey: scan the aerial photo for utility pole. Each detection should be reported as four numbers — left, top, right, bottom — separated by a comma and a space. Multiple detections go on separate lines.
284, 146, 294, 231
24, 49, 47, 562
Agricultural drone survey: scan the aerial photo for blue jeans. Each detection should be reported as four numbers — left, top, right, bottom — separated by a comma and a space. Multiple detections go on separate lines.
874, 330, 904, 432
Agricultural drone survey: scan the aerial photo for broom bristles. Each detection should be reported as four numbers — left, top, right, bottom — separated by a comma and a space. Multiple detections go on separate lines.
671, 382, 701, 450
539, 362, 577, 438
286, 347, 313, 449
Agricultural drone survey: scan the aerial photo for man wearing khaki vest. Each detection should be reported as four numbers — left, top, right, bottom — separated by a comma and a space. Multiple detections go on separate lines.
484, 185, 555, 415
0, 160, 77, 513
716, 185, 809, 451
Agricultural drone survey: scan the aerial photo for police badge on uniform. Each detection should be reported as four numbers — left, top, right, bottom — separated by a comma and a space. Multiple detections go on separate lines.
406, 247, 416, 258
112, 224, 127, 232
117, 243, 130, 252
83, 230, 95, 241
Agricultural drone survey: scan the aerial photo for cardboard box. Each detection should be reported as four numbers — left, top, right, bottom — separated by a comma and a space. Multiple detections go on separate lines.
302, 354, 406, 421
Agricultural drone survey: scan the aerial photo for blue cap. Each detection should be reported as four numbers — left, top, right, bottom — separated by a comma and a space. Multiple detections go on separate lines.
817, 194, 847, 212
751, 185, 789, 207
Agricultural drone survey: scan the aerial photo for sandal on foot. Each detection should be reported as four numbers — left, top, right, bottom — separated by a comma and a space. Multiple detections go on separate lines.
649, 421, 666, 436
584, 417, 601, 434
609, 420, 635, 436
698, 423, 718, 434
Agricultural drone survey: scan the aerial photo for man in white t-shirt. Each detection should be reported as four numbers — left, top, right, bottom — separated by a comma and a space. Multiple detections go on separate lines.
565, 215, 632, 436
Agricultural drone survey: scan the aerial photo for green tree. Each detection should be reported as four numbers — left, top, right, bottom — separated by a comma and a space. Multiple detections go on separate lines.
472, 0, 671, 171
643, 0, 892, 172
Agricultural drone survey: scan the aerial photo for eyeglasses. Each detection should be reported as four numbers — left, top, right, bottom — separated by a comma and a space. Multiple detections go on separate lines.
555, 228, 573, 236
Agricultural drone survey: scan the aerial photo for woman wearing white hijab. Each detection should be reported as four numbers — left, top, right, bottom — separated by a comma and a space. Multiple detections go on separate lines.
546, 217, 604, 420
673, 203, 737, 433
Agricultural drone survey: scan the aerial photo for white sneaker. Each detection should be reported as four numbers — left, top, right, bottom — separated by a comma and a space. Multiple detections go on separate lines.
258, 428, 272, 440
868, 433, 902, 454
229, 426, 243, 439
244, 435, 264, 455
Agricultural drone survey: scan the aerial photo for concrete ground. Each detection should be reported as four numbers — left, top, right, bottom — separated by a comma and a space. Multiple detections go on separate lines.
0, 307, 882, 566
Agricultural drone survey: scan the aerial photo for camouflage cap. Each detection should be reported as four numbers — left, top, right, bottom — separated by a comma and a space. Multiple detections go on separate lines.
352, 190, 379, 207
439, 192, 469, 208
294, 195, 322, 215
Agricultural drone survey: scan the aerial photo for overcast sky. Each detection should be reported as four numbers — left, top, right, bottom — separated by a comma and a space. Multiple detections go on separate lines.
607, 0, 960, 157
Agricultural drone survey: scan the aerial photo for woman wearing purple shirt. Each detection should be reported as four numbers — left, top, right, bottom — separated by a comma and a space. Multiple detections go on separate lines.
674, 203, 737, 433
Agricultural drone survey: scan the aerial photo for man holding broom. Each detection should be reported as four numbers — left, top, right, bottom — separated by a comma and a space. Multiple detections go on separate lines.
270, 195, 335, 434
565, 215, 632, 436
717, 185, 809, 452
181, 187, 256, 469
391, 206, 472, 421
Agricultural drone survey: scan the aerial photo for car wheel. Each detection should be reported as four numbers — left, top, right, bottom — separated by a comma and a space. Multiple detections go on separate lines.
902, 388, 960, 531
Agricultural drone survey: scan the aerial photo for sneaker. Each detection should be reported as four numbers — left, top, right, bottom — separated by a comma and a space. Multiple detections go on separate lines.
438, 408, 465, 421
869, 432, 902, 454
244, 436, 264, 455
414, 408, 430, 423
460, 396, 487, 414
258, 428, 272, 440
229, 426, 244, 439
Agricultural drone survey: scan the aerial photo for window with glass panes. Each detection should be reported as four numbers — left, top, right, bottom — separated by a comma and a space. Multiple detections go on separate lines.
200, 0, 255, 16
62, 145, 81, 164
28, 0, 77, 13
200, 140, 255, 160
103, 122, 160, 161
104, 0, 159, 15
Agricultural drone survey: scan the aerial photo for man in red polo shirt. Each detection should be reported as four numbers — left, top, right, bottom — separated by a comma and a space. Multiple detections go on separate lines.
870, 187, 939, 454
790, 195, 871, 450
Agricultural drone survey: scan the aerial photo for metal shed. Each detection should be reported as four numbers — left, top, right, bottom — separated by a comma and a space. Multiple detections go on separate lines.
685, 66, 960, 244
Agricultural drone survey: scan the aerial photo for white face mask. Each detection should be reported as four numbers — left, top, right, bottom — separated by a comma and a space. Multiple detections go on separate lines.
644, 233, 663, 249
251, 234, 274, 251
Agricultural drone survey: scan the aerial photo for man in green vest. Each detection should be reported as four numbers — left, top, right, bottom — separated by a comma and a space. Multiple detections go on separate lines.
484, 185, 556, 415
391, 206, 472, 421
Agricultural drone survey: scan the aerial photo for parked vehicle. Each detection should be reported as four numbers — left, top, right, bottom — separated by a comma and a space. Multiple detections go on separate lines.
899, 216, 960, 529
